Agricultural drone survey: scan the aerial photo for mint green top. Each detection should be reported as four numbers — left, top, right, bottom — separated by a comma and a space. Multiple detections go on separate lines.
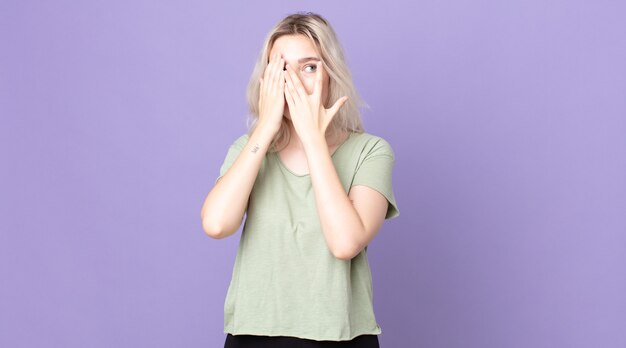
214, 131, 400, 341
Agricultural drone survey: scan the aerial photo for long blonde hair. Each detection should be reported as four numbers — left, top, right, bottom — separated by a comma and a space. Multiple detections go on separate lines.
245, 12, 368, 152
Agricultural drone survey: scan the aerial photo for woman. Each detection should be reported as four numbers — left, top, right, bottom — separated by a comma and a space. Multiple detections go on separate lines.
200, 12, 400, 348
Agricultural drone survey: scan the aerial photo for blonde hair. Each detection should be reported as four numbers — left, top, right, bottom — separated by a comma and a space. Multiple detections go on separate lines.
245, 11, 368, 152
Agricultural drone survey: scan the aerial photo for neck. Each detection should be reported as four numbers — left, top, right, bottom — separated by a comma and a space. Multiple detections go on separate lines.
282, 118, 345, 150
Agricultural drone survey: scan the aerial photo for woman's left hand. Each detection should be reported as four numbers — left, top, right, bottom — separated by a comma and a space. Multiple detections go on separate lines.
283, 61, 349, 144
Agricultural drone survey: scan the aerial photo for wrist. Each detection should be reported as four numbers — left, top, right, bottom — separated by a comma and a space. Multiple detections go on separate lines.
253, 121, 279, 143
302, 132, 327, 154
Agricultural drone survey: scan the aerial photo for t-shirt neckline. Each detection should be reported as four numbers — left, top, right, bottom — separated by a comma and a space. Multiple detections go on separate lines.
275, 132, 354, 178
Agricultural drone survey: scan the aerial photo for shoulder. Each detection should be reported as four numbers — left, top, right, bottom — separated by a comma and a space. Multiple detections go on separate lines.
228, 133, 250, 149
235, 133, 249, 144
349, 131, 396, 159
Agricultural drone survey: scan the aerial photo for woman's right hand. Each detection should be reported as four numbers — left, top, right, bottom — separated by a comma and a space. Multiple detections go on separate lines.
257, 52, 285, 134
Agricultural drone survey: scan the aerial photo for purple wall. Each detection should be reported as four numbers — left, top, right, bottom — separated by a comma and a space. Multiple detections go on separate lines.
2, 1, 625, 347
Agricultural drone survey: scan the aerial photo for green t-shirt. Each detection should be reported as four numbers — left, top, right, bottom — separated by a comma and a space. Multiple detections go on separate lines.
214, 131, 400, 341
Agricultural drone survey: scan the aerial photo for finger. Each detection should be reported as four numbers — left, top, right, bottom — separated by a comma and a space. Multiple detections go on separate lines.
284, 66, 299, 104
265, 53, 279, 91
284, 74, 296, 110
285, 64, 307, 102
313, 61, 323, 99
263, 64, 272, 93
270, 54, 281, 92
263, 53, 275, 80
279, 68, 285, 91
273, 57, 284, 90
327, 96, 349, 118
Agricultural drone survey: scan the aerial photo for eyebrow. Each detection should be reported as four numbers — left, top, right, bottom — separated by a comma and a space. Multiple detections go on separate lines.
269, 55, 320, 64
297, 57, 320, 63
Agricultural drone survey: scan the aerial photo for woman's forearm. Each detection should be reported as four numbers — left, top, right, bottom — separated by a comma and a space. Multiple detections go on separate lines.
200, 123, 277, 239
303, 133, 366, 260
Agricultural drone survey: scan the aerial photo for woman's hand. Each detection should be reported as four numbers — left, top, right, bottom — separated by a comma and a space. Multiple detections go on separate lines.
258, 53, 286, 134
283, 60, 349, 144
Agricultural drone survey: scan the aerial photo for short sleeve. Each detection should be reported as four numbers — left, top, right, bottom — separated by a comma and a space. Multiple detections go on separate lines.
214, 134, 249, 185
350, 137, 400, 219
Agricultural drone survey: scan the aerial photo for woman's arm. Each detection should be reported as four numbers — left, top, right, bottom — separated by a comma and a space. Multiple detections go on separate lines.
303, 134, 389, 260
282, 61, 388, 259
200, 123, 276, 239
201, 53, 286, 239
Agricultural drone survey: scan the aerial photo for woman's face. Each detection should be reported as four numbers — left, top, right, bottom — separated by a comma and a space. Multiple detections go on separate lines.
268, 34, 329, 118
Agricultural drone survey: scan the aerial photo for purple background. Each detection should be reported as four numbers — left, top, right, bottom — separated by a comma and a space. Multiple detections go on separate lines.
2, 1, 625, 347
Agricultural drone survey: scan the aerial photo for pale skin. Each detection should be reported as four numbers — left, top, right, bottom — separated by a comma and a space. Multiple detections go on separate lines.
200, 34, 388, 260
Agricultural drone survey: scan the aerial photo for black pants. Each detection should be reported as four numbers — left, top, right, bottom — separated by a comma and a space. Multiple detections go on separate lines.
224, 333, 380, 348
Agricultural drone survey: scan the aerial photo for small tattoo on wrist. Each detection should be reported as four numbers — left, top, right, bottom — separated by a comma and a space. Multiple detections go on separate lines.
251, 143, 260, 153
